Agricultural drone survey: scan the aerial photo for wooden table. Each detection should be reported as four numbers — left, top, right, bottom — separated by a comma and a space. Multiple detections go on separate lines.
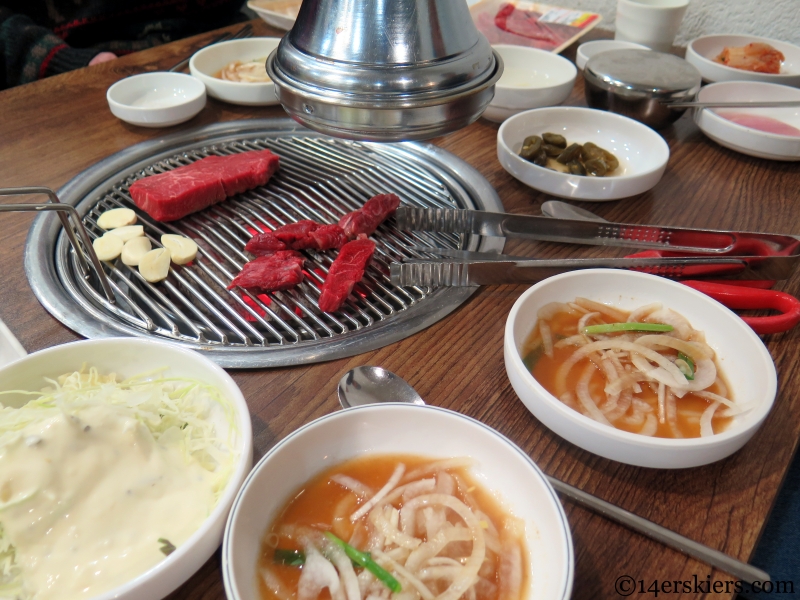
1, 22, 798, 600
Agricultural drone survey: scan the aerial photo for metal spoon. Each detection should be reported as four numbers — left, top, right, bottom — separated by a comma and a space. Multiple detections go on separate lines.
338, 365, 770, 585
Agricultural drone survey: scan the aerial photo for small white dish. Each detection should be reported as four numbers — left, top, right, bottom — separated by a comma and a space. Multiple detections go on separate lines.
504, 270, 777, 469
483, 45, 576, 123
497, 107, 669, 201
107, 72, 206, 128
223, 404, 574, 600
190, 37, 280, 106
247, 0, 300, 30
0, 338, 253, 599
575, 40, 650, 71
686, 34, 800, 87
0, 317, 25, 369
694, 81, 800, 161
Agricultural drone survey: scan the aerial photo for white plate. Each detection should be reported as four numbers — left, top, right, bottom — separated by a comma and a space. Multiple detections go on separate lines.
189, 37, 280, 106
247, 0, 300, 30
223, 404, 574, 600
0, 318, 25, 369
497, 107, 670, 201
686, 34, 800, 87
107, 72, 206, 128
694, 81, 800, 161
0, 338, 253, 599
505, 270, 777, 468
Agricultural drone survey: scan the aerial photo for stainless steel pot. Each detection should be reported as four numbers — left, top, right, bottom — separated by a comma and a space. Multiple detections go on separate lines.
266, 0, 502, 142
584, 49, 701, 130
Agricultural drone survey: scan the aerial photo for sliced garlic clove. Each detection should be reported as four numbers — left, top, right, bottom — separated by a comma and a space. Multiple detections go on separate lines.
161, 234, 199, 265
97, 207, 137, 230
108, 225, 145, 242
121, 236, 152, 266
139, 248, 171, 282
92, 233, 124, 261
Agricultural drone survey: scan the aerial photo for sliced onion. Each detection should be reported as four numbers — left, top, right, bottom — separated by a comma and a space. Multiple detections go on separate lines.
351, 463, 405, 522
576, 362, 612, 425
634, 335, 714, 360
666, 390, 682, 438
644, 308, 693, 340
574, 297, 629, 322
537, 302, 575, 320
639, 413, 658, 436
657, 381, 666, 425
578, 311, 601, 330
539, 320, 554, 359
700, 401, 721, 437
627, 303, 662, 323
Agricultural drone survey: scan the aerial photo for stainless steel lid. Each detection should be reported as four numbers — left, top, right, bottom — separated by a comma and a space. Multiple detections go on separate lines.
267, 0, 502, 142
584, 49, 701, 101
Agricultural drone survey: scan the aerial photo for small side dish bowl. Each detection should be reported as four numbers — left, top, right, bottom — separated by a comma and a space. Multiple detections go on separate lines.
223, 404, 574, 600
189, 37, 281, 106
107, 72, 206, 127
686, 34, 800, 87
694, 81, 800, 161
246, 0, 300, 30
575, 40, 649, 71
497, 107, 669, 201
0, 338, 253, 599
482, 45, 577, 123
504, 270, 777, 469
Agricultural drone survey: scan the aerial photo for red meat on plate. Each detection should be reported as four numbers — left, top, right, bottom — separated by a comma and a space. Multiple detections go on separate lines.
227, 250, 305, 291
339, 193, 401, 237
318, 239, 376, 312
129, 149, 280, 222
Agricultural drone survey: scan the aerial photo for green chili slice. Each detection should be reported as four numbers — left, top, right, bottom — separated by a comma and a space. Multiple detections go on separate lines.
324, 532, 402, 593
274, 548, 306, 566
582, 322, 674, 335
676, 352, 695, 380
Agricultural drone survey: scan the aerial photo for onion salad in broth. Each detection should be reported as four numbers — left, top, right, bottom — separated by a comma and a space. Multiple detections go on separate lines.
522, 298, 738, 438
259, 455, 527, 600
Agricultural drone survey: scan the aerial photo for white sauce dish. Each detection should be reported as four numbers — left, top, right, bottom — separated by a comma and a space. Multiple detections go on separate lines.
686, 34, 800, 87
497, 106, 669, 201
106, 72, 206, 127
190, 37, 281, 106
483, 45, 577, 123
223, 403, 574, 600
504, 270, 777, 468
694, 81, 800, 161
575, 40, 649, 71
0, 337, 253, 600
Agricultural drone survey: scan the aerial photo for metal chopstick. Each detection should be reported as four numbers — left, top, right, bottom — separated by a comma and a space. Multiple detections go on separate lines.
167, 23, 254, 73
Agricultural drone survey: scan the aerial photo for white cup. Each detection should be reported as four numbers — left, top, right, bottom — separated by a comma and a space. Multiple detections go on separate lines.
615, 0, 690, 53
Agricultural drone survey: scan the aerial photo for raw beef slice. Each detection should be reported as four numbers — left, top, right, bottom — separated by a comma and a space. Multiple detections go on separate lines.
318, 239, 376, 312
339, 193, 401, 237
129, 149, 280, 222
228, 251, 305, 291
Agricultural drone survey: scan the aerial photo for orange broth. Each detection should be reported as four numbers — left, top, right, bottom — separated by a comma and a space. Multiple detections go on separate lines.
523, 309, 732, 438
258, 454, 528, 600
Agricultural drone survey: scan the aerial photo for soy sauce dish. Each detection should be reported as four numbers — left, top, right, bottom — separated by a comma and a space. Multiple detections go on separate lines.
504, 270, 777, 468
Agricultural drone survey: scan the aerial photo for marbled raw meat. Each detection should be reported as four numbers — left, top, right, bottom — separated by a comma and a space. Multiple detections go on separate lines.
338, 193, 401, 237
273, 220, 321, 249
245, 222, 348, 256
227, 251, 305, 291
318, 239, 376, 312
129, 149, 280, 222
310, 224, 348, 250
244, 232, 288, 256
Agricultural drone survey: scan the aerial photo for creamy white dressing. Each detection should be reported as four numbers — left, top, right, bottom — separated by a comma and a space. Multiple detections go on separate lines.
0, 403, 216, 600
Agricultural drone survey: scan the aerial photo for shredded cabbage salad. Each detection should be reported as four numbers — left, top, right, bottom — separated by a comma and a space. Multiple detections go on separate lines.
0, 366, 239, 598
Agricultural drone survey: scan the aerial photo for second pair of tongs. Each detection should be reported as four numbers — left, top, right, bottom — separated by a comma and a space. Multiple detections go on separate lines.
391, 207, 800, 286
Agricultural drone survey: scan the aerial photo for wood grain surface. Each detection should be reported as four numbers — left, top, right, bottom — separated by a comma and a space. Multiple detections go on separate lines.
0, 21, 798, 600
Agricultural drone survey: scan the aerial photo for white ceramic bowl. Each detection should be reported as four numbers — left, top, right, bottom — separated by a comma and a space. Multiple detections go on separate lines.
504, 270, 777, 469
189, 38, 281, 106
107, 72, 206, 127
247, 0, 300, 30
575, 40, 649, 71
223, 404, 574, 600
686, 34, 800, 87
483, 45, 577, 123
0, 338, 253, 599
497, 107, 670, 201
694, 81, 800, 161
0, 317, 25, 369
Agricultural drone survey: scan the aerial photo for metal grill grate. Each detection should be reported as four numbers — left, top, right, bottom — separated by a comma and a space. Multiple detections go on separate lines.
25, 120, 503, 367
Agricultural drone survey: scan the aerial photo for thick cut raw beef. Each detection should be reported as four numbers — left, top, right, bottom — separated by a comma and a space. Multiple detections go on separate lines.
318, 239, 376, 312
245, 222, 347, 255
227, 251, 305, 291
129, 150, 280, 222
339, 193, 401, 237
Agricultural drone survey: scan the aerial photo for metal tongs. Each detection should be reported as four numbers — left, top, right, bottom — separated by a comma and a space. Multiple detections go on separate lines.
391, 207, 800, 287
